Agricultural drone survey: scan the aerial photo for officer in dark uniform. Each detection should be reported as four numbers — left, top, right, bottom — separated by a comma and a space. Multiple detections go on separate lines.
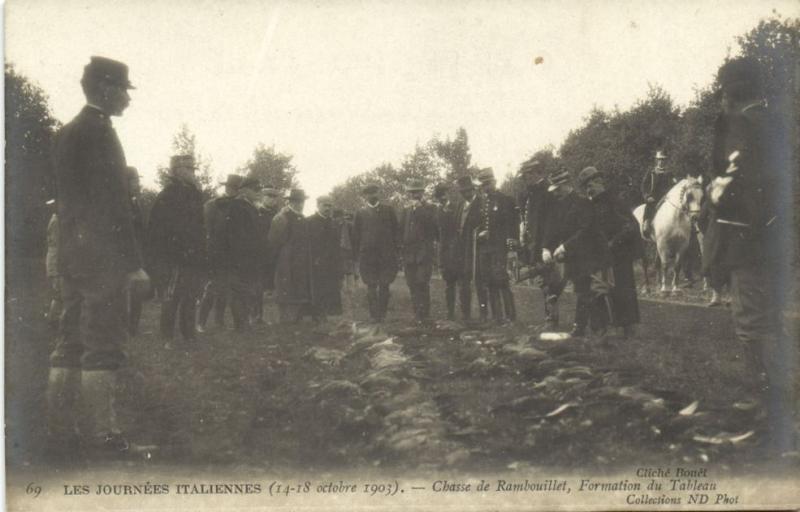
579, 166, 641, 338
352, 184, 399, 323
399, 180, 438, 324
147, 154, 206, 348
224, 177, 262, 330
640, 151, 676, 238
197, 174, 242, 331
434, 183, 467, 320
708, 57, 795, 456
543, 169, 611, 338
518, 158, 562, 329
454, 175, 480, 321
48, 56, 152, 460
475, 168, 519, 324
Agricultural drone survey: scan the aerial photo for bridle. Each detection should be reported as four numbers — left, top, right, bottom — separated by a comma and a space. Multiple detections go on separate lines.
665, 181, 702, 217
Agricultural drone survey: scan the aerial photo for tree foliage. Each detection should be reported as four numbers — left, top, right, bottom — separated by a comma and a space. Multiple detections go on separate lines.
156, 124, 217, 201
5, 63, 60, 257
239, 143, 299, 192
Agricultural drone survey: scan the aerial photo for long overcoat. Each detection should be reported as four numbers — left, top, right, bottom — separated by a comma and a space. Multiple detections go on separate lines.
306, 212, 344, 314
352, 203, 399, 286
543, 191, 610, 279
268, 206, 311, 305
436, 201, 463, 281
146, 176, 206, 271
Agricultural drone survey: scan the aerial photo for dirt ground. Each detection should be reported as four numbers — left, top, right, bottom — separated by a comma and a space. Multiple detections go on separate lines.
5, 262, 799, 476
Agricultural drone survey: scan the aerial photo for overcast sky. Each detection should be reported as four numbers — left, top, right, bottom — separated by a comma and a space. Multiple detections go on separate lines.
5, 0, 796, 201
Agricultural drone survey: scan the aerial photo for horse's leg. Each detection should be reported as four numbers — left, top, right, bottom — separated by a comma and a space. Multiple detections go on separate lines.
671, 252, 681, 293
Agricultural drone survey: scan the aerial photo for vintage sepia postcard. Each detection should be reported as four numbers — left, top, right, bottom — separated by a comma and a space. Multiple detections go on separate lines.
5, 0, 799, 510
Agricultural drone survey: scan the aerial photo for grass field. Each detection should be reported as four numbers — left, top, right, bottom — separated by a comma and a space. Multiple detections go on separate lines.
5, 265, 798, 475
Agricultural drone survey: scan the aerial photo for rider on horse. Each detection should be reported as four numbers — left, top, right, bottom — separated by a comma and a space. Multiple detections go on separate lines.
640, 151, 676, 238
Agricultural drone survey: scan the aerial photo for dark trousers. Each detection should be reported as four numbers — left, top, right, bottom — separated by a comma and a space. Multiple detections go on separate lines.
160, 267, 200, 341
366, 284, 390, 322
50, 273, 128, 371
730, 265, 795, 453
572, 273, 610, 335
128, 289, 143, 336
476, 246, 514, 323
198, 277, 228, 328
405, 261, 432, 321
444, 275, 472, 320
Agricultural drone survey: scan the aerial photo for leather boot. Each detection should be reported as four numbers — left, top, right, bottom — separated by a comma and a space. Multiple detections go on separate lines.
501, 286, 516, 322
46, 367, 82, 460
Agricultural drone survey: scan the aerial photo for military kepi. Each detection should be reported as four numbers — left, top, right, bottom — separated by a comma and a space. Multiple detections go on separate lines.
82, 56, 135, 89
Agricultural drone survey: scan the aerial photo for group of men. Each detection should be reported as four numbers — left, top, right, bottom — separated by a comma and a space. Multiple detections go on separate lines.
43, 54, 795, 463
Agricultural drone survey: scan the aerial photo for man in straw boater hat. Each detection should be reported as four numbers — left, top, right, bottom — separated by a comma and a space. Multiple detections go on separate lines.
352, 184, 399, 323
197, 174, 243, 331
147, 153, 207, 349
475, 168, 519, 325
399, 179, 438, 324
47, 56, 154, 461
707, 56, 795, 456
542, 168, 611, 339
268, 188, 314, 323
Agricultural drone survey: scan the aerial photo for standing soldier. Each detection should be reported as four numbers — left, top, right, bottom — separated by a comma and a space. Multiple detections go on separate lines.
475, 168, 519, 324
708, 57, 795, 456
518, 158, 561, 329
225, 177, 262, 330
455, 175, 480, 321
47, 56, 152, 460
252, 187, 283, 324
543, 169, 611, 338
197, 174, 241, 331
434, 183, 466, 321
269, 188, 312, 323
126, 166, 146, 336
147, 154, 206, 348
306, 196, 344, 321
399, 180, 438, 324
640, 150, 676, 238
579, 166, 641, 338
352, 184, 399, 323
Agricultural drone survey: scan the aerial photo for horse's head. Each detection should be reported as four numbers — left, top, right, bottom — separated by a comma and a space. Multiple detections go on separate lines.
679, 177, 704, 221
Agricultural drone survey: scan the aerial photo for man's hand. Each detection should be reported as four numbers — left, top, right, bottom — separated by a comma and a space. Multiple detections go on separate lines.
553, 244, 566, 260
477, 230, 489, 241
542, 249, 553, 263
125, 268, 151, 296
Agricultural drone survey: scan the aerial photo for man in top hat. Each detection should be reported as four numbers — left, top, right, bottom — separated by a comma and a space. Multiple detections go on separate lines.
399, 180, 438, 324
640, 150, 676, 238
517, 157, 562, 329
434, 183, 465, 321
352, 184, 399, 323
543, 168, 611, 338
454, 175, 481, 320
147, 154, 207, 348
306, 195, 344, 321
269, 188, 313, 323
475, 168, 519, 324
251, 186, 284, 324
707, 56, 795, 456
197, 174, 243, 331
48, 56, 152, 460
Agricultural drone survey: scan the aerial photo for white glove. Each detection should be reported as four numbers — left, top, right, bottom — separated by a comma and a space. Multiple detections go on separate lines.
542, 249, 553, 263
553, 244, 566, 260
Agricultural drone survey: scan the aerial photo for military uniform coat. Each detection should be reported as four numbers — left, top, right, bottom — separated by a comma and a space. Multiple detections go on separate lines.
268, 206, 311, 305
306, 213, 344, 315
455, 196, 481, 279
352, 203, 399, 286
54, 106, 141, 279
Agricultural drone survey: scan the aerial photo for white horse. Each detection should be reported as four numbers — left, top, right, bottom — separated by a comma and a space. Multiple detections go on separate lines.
633, 177, 704, 293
